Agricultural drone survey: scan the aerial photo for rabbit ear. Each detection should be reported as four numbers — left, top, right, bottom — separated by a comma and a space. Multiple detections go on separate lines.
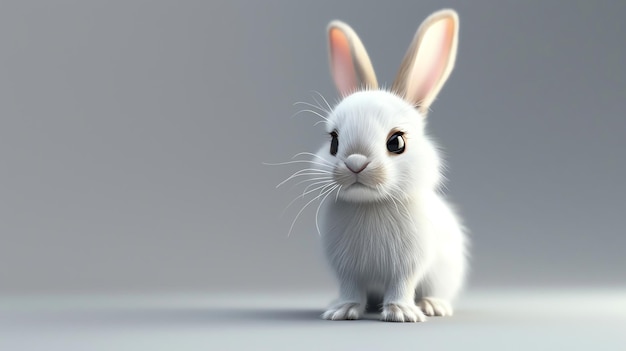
327, 20, 378, 97
391, 9, 459, 115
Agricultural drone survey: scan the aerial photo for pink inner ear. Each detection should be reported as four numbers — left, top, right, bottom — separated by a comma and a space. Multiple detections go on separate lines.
330, 28, 358, 96
407, 18, 454, 105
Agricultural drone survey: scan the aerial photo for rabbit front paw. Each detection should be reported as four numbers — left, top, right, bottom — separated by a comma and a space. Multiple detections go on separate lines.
381, 303, 426, 323
322, 302, 363, 320
418, 297, 453, 316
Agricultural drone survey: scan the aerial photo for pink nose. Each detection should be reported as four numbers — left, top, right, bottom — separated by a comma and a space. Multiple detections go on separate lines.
345, 154, 369, 173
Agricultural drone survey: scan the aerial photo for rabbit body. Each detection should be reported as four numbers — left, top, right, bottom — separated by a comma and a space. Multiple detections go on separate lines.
316, 10, 468, 322
317, 91, 467, 322
321, 186, 467, 321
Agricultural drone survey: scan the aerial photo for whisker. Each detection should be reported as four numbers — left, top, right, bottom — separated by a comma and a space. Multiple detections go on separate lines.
302, 181, 334, 197
292, 176, 332, 188
314, 184, 339, 236
284, 167, 333, 175
378, 184, 400, 214
310, 95, 330, 115
288, 183, 337, 237
300, 178, 333, 193
276, 173, 331, 189
335, 185, 342, 202
263, 160, 333, 169
290, 152, 334, 167
291, 108, 328, 121
293, 101, 329, 115
276, 169, 333, 188
311, 90, 333, 113
292, 167, 333, 175
281, 181, 334, 216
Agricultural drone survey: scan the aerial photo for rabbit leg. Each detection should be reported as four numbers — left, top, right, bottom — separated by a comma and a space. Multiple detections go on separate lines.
415, 254, 466, 316
381, 274, 427, 322
322, 278, 366, 320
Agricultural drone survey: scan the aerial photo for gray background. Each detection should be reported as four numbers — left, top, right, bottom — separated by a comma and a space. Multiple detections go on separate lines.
1, 0, 625, 295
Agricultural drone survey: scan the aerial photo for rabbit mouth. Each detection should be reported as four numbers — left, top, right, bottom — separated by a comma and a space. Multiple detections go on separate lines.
339, 181, 384, 202
347, 181, 371, 190
333, 163, 388, 202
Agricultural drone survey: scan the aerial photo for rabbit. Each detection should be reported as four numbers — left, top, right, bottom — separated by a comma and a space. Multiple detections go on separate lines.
310, 9, 469, 322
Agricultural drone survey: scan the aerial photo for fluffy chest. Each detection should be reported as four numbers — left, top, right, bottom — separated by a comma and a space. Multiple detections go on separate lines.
320, 201, 425, 281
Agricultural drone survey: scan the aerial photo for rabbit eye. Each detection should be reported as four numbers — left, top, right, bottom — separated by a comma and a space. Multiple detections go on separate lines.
330, 131, 338, 156
386, 132, 405, 154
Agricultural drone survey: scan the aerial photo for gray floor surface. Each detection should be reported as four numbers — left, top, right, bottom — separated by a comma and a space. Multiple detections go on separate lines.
1, 288, 625, 350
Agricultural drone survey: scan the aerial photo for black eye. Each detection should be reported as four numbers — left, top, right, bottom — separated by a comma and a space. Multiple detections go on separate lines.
330, 131, 338, 156
387, 132, 405, 154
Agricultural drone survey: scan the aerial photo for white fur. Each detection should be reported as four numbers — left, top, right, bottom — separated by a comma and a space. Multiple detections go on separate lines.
316, 91, 468, 322
307, 9, 467, 322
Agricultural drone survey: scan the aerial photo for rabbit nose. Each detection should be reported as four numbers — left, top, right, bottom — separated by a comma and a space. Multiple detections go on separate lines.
345, 154, 369, 174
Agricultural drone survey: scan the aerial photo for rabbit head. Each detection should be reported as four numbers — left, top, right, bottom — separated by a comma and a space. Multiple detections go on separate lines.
316, 10, 459, 203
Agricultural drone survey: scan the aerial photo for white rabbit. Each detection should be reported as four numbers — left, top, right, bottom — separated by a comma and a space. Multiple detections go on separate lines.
312, 9, 468, 322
